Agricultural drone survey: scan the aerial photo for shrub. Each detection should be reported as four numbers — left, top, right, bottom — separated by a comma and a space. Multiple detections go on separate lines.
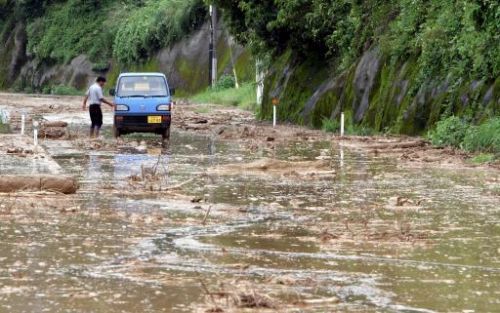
321, 118, 339, 133
50, 85, 82, 96
212, 75, 236, 91
428, 116, 470, 148
462, 118, 500, 153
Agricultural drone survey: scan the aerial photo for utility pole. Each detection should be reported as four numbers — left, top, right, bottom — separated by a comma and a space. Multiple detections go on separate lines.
209, 4, 218, 87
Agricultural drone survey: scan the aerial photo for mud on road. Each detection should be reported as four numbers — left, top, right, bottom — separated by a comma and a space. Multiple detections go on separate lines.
0, 92, 499, 312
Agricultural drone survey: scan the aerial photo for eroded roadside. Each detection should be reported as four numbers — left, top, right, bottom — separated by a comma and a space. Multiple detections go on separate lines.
0, 92, 499, 312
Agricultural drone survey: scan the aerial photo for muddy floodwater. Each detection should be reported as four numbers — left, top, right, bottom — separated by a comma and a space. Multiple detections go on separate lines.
1, 121, 499, 312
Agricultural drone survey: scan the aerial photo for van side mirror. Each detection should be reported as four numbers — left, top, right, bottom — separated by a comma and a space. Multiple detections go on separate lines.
109, 89, 115, 96
169, 88, 176, 96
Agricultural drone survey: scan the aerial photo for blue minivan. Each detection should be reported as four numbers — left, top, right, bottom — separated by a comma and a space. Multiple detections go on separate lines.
110, 73, 174, 140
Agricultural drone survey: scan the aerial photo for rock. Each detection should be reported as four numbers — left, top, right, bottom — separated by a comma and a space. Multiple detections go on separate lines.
41, 176, 79, 194
191, 197, 203, 203
40, 127, 66, 139
396, 196, 411, 206
6, 147, 23, 154
43, 121, 68, 128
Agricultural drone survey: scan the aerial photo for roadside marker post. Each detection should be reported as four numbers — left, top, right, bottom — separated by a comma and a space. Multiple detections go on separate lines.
340, 112, 345, 137
272, 98, 279, 128
33, 121, 39, 148
21, 113, 26, 135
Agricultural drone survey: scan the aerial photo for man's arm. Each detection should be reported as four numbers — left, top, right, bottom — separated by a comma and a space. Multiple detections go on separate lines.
100, 98, 115, 108
82, 95, 89, 111
98, 87, 114, 108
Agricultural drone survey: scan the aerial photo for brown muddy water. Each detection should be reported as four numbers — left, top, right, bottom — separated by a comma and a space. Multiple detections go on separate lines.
0, 128, 499, 313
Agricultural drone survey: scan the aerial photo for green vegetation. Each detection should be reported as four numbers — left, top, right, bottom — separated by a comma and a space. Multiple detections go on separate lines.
0, 110, 9, 133
428, 116, 470, 148
44, 85, 82, 96
462, 118, 500, 153
191, 83, 256, 110
468, 153, 496, 164
212, 75, 236, 91
428, 116, 500, 153
0, 121, 9, 134
215, 1, 498, 133
1, 0, 206, 65
216, 1, 499, 82
321, 118, 339, 133
113, 0, 206, 64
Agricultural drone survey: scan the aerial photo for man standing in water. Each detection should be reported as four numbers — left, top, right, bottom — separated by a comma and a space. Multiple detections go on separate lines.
83, 76, 115, 138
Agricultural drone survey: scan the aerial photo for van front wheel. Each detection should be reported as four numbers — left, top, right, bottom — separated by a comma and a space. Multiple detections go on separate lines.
161, 127, 170, 141
113, 125, 121, 138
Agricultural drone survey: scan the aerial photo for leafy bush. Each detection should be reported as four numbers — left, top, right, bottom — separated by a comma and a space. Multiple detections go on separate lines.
212, 75, 236, 91
50, 85, 82, 96
462, 118, 500, 153
321, 118, 339, 133
428, 116, 470, 148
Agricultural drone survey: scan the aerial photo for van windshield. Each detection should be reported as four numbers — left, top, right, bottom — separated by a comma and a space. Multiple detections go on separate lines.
117, 76, 168, 97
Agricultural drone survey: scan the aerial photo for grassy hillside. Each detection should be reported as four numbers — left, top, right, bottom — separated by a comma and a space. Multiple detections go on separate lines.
22, 0, 206, 66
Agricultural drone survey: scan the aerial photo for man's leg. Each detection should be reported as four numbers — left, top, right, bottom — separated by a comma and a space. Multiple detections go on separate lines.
95, 106, 103, 138
89, 105, 96, 138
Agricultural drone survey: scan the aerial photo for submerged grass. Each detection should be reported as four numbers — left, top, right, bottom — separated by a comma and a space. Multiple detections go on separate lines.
467, 153, 496, 164
0, 122, 10, 134
191, 83, 257, 111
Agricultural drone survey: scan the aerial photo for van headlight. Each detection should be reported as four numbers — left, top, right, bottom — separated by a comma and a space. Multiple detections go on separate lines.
157, 104, 171, 111
115, 104, 129, 111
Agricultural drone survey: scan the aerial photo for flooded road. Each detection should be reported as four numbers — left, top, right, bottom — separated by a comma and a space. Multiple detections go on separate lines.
0, 101, 499, 312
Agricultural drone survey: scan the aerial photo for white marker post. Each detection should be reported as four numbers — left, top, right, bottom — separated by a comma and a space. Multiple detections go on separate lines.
21, 113, 26, 135
272, 98, 279, 128
33, 121, 39, 148
340, 112, 345, 137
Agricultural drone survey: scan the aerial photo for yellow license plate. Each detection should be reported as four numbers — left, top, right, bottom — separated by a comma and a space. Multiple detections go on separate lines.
147, 116, 162, 124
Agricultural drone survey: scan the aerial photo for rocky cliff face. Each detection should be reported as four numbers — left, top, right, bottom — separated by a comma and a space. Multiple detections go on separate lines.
262, 48, 499, 135
0, 22, 251, 94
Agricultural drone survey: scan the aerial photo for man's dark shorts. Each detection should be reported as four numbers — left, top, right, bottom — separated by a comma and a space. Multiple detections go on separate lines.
89, 104, 103, 129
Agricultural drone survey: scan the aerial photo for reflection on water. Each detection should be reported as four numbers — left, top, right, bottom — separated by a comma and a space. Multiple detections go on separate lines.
0, 130, 499, 312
